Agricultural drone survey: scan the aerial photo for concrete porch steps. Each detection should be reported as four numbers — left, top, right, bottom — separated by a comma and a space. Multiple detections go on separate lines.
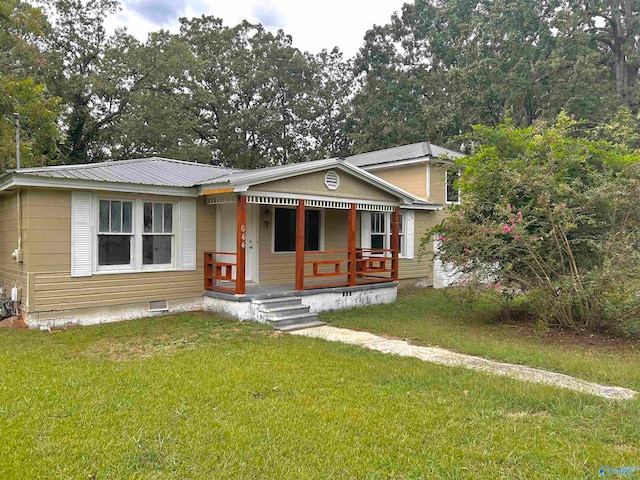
251, 297, 326, 331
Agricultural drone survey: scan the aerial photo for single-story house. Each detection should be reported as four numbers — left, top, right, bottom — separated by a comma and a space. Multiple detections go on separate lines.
0, 143, 462, 330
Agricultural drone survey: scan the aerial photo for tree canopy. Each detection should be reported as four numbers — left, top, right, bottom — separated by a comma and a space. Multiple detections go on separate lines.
2, 0, 640, 168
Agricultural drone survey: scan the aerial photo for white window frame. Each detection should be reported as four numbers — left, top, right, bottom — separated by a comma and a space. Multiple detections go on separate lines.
93, 196, 178, 274
271, 206, 325, 254
96, 199, 135, 272
366, 212, 409, 258
362, 210, 414, 260
446, 169, 461, 205
141, 201, 176, 271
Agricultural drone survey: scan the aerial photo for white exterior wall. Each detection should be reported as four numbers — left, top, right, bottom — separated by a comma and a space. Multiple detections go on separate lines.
433, 240, 463, 289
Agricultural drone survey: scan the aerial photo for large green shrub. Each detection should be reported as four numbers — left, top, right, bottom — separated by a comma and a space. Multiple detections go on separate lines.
428, 114, 640, 331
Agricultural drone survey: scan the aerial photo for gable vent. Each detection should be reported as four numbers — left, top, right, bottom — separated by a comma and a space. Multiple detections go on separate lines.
324, 170, 340, 190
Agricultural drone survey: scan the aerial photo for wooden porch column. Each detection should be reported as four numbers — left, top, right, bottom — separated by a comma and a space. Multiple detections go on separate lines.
236, 196, 247, 295
295, 200, 305, 291
391, 207, 400, 281
348, 203, 356, 286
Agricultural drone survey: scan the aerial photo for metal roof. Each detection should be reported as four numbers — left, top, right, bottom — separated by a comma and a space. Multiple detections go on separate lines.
8, 157, 239, 187
345, 141, 464, 168
202, 158, 341, 186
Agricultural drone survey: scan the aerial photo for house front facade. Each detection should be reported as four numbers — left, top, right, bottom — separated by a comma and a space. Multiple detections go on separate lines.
0, 144, 461, 328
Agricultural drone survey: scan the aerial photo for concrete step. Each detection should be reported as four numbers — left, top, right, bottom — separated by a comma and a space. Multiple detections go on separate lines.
252, 297, 302, 311
276, 320, 327, 332
270, 312, 320, 329
261, 305, 311, 319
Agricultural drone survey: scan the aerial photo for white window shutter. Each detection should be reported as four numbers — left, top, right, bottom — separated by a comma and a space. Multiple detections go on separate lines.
71, 191, 93, 277
360, 211, 371, 249
179, 198, 197, 270
405, 210, 415, 259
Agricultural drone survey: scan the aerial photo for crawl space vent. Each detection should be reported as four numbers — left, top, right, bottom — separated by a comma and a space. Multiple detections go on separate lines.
149, 300, 169, 312
324, 170, 340, 190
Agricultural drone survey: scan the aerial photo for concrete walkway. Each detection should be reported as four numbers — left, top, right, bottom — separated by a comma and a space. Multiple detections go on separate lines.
289, 325, 638, 401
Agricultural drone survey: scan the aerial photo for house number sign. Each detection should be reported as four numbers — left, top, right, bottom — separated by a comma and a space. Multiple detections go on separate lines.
240, 225, 246, 249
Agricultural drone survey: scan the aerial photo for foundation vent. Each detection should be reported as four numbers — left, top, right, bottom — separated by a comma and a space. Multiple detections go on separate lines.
149, 300, 169, 312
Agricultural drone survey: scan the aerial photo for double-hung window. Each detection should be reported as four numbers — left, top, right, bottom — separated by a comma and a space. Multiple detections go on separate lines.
370, 212, 387, 252
143, 202, 174, 265
362, 210, 414, 260
71, 192, 196, 277
369, 212, 406, 255
98, 200, 133, 267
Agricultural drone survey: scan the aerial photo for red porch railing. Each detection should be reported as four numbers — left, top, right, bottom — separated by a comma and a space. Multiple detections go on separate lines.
303, 249, 350, 289
356, 248, 396, 284
301, 247, 397, 290
204, 251, 238, 294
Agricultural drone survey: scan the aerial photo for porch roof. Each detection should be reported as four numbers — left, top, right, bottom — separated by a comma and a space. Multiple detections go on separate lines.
199, 158, 433, 207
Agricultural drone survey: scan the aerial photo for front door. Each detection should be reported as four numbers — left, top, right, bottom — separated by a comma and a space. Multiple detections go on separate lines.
216, 203, 258, 283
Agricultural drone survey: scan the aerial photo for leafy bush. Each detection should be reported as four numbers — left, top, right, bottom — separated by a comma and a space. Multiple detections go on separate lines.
427, 114, 640, 332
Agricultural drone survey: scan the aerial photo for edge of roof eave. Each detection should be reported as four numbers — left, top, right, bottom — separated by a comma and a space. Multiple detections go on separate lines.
0, 172, 201, 196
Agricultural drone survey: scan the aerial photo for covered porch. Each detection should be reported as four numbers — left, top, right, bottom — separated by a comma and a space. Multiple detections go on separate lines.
203, 193, 401, 296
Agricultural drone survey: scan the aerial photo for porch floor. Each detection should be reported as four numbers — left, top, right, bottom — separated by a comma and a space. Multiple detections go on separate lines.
205, 281, 398, 301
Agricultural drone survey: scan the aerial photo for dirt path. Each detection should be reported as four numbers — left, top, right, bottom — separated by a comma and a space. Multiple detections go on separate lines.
290, 325, 637, 400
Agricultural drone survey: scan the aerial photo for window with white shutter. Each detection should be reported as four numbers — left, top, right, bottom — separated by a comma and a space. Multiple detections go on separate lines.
178, 198, 197, 270
71, 193, 197, 275
360, 210, 414, 259
71, 191, 93, 277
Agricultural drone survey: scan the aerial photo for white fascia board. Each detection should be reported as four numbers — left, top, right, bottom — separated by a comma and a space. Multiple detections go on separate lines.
400, 203, 443, 211
1, 174, 200, 197
359, 157, 430, 171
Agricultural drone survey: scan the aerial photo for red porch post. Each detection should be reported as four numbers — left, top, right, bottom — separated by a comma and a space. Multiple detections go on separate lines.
391, 207, 400, 281
348, 203, 356, 286
295, 199, 305, 291
236, 196, 247, 295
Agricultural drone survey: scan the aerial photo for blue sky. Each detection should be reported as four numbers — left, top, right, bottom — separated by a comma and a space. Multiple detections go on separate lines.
107, 0, 408, 57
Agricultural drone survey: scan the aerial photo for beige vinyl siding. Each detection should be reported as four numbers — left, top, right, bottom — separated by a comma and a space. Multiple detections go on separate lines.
429, 166, 447, 204
0, 192, 27, 303
24, 189, 215, 312
257, 208, 349, 286
397, 210, 444, 283
251, 171, 398, 202
368, 164, 427, 200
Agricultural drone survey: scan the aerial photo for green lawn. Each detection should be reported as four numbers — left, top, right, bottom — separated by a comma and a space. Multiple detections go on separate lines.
0, 297, 638, 478
324, 288, 640, 392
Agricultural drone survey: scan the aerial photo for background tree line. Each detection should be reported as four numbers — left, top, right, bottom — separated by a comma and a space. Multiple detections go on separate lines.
3, 0, 640, 170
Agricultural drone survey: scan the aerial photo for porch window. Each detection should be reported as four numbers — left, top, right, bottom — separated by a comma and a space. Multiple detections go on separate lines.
362, 210, 413, 259
274, 207, 321, 252
370, 212, 386, 251
98, 200, 133, 266
370, 212, 405, 254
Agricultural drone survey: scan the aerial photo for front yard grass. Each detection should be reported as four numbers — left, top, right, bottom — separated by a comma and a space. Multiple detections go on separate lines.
323, 287, 640, 392
0, 304, 638, 478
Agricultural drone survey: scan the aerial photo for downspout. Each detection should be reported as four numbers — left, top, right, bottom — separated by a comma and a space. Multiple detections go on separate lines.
11, 189, 23, 306
16, 189, 22, 254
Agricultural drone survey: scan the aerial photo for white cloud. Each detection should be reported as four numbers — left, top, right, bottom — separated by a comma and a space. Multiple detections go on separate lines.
251, 1, 286, 29
107, 0, 408, 57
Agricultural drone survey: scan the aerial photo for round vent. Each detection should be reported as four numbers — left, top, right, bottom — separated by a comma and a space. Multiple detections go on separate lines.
324, 170, 340, 190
